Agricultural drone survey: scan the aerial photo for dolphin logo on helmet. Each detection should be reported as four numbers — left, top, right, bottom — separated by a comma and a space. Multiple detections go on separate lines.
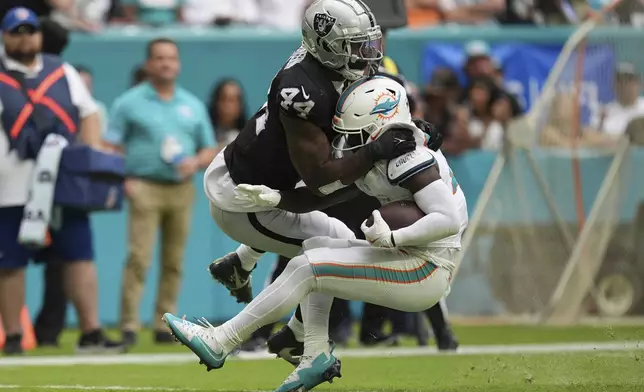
370, 94, 401, 118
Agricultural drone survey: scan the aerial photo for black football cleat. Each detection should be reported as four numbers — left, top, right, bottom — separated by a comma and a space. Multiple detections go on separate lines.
268, 325, 336, 367
436, 330, 459, 351
76, 330, 127, 355
359, 331, 399, 347
267, 325, 304, 366
2, 334, 24, 356
208, 252, 254, 304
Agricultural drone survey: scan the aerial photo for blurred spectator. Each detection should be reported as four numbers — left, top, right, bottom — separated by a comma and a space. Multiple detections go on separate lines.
0, 1, 53, 20
4, 1, 116, 25
498, 0, 586, 24
182, 0, 247, 26
441, 0, 506, 24
497, 0, 542, 24
0, 6, 122, 355
491, 59, 504, 87
591, 63, 644, 137
461, 77, 506, 150
207, 78, 247, 145
406, 0, 505, 25
539, 0, 585, 24
405, 0, 443, 26
75, 65, 109, 135
611, 0, 644, 26
250, 0, 311, 29
39, 16, 70, 56
541, 93, 578, 147
107, 0, 127, 21
541, 92, 614, 147
461, 40, 522, 117
183, 0, 309, 29
463, 41, 496, 80
50, 0, 109, 31
1, 4, 71, 54
131, 64, 147, 86
423, 68, 461, 145
103, 38, 218, 346
121, 0, 182, 26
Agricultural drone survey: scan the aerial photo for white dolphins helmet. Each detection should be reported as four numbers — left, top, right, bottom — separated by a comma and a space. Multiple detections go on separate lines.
332, 75, 412, 151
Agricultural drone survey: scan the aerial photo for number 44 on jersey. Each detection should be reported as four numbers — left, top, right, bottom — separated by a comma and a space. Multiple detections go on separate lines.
280, 87, 316, 119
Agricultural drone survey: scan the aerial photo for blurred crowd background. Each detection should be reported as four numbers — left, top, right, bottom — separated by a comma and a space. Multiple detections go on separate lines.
2, 0, 640, 157
2, 0, 644, 30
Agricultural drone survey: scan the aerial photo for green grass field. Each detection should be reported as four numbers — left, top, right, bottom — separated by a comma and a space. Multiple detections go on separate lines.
2, 325, 644, 392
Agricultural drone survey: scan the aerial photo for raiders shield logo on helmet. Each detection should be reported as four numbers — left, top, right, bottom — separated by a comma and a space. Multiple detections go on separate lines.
313, 12, 336, 37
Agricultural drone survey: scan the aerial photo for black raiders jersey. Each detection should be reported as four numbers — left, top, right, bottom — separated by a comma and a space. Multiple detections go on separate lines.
224, 47, 342, 191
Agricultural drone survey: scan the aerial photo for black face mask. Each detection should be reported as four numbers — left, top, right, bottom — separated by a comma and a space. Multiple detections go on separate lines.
346, 130, 370, 149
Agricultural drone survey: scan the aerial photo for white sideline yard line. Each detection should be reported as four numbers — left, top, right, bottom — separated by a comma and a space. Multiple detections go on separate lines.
0, 388, 273, 392
0, 387, 213, 391
0, 341, 641, 368
0, 387, 273, 392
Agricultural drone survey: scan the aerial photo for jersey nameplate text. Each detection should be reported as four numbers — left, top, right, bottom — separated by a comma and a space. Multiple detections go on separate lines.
387, 148, 436, 186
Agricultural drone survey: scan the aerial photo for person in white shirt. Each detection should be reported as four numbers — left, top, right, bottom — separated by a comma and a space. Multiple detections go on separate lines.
592, 63, 644, 138
49, 0, 111, 32
183, 0, 310, 29
0, 7, 122, 355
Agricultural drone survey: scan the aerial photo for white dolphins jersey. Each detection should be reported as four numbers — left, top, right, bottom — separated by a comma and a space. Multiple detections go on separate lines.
353, 126, 469, 249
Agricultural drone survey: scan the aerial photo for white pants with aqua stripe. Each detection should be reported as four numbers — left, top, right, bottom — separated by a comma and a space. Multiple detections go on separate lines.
303, 237, 453, 312
216, 236, 455, 356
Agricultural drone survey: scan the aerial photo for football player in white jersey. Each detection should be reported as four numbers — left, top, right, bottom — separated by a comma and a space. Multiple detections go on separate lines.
163, 76, 469, 391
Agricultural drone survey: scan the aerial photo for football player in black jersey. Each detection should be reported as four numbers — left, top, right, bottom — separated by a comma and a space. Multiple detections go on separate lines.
202, 0, 415, 356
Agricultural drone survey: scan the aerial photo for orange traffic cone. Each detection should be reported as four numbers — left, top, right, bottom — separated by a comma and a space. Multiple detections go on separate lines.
0, 306, 37, 351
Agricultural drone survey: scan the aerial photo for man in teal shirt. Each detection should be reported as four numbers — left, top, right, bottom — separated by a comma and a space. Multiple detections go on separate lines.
104, 38, 218, 347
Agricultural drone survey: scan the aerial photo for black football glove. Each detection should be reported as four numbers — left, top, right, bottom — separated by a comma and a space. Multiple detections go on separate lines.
412, 118, 444, 152
365, 127, 416, 161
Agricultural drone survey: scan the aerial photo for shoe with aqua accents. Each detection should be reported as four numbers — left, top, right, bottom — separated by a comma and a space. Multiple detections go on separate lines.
274, 352, 342, 392
162, 313, 228, 372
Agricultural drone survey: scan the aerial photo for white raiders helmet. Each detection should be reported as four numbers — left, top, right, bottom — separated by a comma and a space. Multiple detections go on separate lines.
332, 75, 412, 151
302, 0, 383, 81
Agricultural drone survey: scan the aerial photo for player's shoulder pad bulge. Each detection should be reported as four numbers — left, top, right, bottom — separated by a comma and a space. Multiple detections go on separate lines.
387, 147, 437, 186
276, 67, 327, 122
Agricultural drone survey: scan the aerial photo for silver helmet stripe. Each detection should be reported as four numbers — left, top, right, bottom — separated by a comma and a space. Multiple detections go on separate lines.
354, 0, 376, 27
337, 0, 376, 27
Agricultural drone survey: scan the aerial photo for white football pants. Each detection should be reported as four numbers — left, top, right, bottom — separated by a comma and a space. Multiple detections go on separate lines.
215, 237, 454, 356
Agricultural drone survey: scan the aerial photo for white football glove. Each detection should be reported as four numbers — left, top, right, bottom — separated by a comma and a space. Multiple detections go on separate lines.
361, 210, 395, 248
233, 184, 281, 208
